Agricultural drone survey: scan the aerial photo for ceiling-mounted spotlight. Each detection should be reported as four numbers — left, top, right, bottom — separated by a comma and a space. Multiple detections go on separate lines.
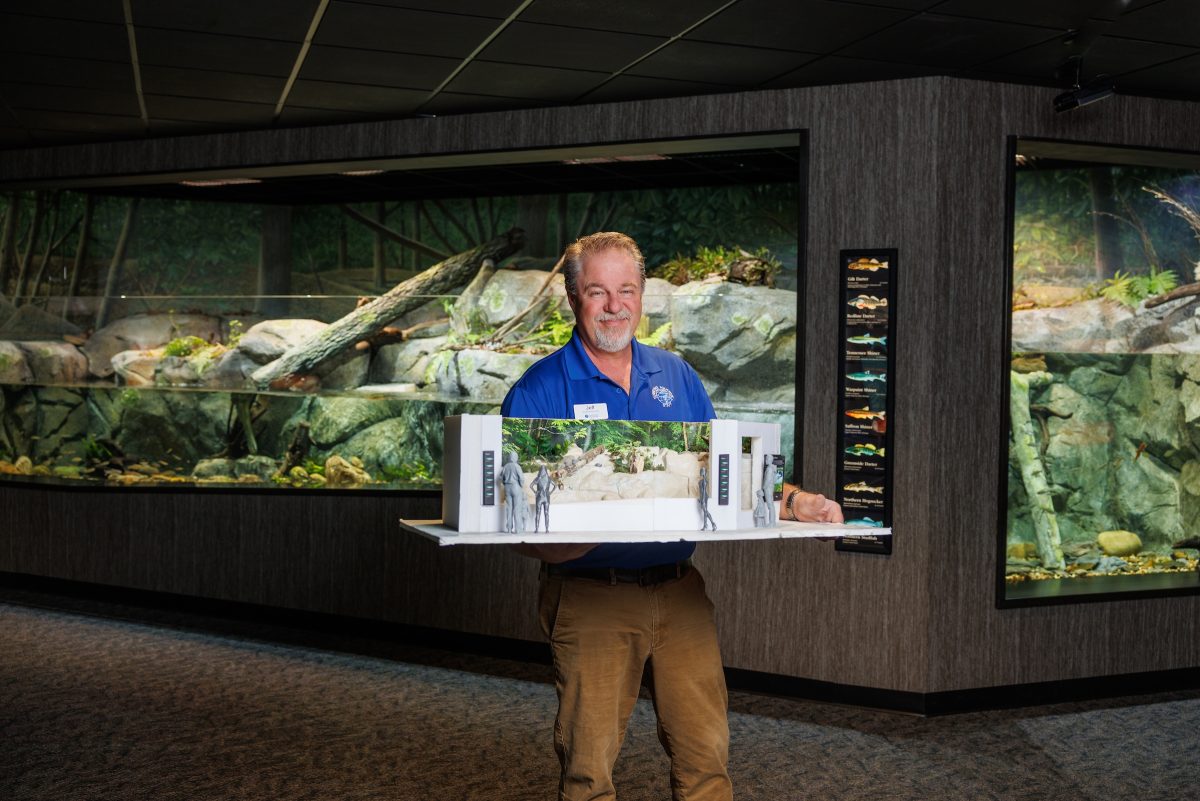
1053, 75, 1116, 113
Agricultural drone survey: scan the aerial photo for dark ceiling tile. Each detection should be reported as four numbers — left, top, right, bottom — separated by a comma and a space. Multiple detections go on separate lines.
824, 0, 941, 8
0, 13, 128, 62
418, 91, 548, 115
1114, 0, 1200, 48
136, 28, 301, 76
140, 66, 286, 105
336, 0, 524, 18
688, 0, 912, 53
301, 45, 458, 90
1116, 52, 1200, 99
10, 108, 145, 135
580, 74, 733, 104
847, 13, 1062, 67
11, 1, 125, 24
131, 0, 321, 41
628, 40, 817, 86
444, 61, 605, 101
276, 105, 374, 126
761, 55, 937, 89
0, 82, 141, 117
519, 0, 733, 36
934, 0, 1121, 28
479, 21, 663, 72
316, 2, 501, 58
979, 33, 1195, 83
287, 80, 426, 114
145, 94, 276, 125
0, 53, 133, 91
0, 127, 36, 148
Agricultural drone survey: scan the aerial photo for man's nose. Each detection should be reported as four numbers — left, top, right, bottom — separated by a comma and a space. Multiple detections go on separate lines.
603, 293, 622, 313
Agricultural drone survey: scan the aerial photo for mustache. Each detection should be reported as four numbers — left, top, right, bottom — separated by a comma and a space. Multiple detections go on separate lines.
595, 310, 633, 322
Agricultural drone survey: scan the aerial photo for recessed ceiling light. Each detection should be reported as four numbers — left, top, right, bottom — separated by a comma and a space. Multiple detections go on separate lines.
339, 169, 386, 176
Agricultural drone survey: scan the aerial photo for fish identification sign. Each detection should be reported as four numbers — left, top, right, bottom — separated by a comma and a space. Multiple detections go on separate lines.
835, 248, 895, 555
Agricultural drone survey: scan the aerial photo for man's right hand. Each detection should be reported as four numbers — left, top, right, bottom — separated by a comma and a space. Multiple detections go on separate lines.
510, 543, 599, 563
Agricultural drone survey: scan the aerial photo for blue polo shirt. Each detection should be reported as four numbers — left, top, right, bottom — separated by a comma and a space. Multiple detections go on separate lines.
500, 328, 715, 569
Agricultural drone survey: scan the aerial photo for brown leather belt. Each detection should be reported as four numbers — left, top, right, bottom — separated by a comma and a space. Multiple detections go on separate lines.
544, 560, 691, 586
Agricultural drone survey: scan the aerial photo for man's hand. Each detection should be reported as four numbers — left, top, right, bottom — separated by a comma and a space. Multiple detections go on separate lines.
510, 543, 599, 563
779, 483, 845, 524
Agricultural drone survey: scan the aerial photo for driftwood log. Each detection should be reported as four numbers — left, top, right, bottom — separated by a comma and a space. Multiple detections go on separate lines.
252, 228, 525, 389
1144, 281, 1200, 309
1010, 370, 1064, 570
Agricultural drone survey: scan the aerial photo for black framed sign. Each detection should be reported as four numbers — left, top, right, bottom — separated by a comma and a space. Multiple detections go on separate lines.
835, 249, 895, 555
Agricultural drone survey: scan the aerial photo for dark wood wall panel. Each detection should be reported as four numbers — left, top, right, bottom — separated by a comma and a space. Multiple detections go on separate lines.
4, 77, 1200, 695
925, 81, 1200, 691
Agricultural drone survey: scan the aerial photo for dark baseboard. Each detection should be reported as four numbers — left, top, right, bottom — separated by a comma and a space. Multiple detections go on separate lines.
3, 570, 1197, 716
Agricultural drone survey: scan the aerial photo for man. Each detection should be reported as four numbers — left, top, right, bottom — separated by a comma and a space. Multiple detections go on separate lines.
501, 231, 841, 801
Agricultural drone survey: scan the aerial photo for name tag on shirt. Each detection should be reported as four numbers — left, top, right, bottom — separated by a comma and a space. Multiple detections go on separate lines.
573, 402, 608, 420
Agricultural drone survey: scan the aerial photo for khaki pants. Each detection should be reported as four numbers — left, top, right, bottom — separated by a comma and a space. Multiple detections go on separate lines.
538, 567, 732, 801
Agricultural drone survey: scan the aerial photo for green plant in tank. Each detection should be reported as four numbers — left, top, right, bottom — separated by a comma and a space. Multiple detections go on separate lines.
636, 322, 672, 349
1100, 266, 1179, 307
226, 319, 244, 348
83, 435, 112, 461
162, 335, 209, 358
119, 388, 140, 406
380, 461, 437, 485
303, 458, 325, 476
651, 245, 781, 286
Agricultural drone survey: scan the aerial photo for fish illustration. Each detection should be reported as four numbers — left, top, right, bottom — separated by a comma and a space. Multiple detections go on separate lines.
846, 371, 887, 383
848, 258, 888, 272
845, 406, 886, 421
847, 295, 888, 310
844, 443, 885, 457
845, 516, 884, 527
847, 334, 887, 346
843, 481, 883, 494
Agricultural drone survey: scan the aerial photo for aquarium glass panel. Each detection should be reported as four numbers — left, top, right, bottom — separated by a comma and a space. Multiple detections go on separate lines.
0, 140, 801, 490
1005, 139, 1200, 602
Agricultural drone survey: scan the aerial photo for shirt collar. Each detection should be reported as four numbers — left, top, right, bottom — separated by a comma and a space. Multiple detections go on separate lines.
563, 327, 664, 383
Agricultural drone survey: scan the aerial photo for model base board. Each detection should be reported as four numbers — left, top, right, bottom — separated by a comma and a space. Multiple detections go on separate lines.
401, 518, 891, 545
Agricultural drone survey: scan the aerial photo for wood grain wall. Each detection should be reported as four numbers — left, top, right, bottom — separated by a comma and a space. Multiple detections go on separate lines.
3, 77, 1200, 695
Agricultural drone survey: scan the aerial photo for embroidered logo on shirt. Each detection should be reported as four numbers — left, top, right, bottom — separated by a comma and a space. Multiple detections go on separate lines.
652, 385, 674, 408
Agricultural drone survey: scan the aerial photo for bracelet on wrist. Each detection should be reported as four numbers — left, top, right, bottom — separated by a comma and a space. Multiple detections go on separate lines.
785, 489, 802, 520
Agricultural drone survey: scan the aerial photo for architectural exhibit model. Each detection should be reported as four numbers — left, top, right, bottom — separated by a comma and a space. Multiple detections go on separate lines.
401, 415, 887, 545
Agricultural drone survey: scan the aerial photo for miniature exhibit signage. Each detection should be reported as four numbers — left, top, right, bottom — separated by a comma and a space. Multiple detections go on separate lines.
413, 414, 869, 543
835, 249, 896, 555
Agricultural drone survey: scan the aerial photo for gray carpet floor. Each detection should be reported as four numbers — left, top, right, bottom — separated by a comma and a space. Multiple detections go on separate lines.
1, 590, 1197, 801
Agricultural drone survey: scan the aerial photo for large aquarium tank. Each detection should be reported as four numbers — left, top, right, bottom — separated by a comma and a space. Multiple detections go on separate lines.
0, 134, 802, 493
1004, 138, 1200, 603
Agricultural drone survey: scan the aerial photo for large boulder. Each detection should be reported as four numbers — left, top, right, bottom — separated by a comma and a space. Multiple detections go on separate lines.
476, 270, 569, 328
235, 319, 328, 365
110, 349, 163, 386
642, 277, 674, 331
428, 349, 539, 402
0, 304, 82, 340
671, 279, 796, 387
17, 341, 88, 384
82, 313, 221, 378
0, 341, 33, 383
370, 335, 450, 386
306, 395, 407, 449
1011, 299, 1132, 353
110, 387, 229, 466
26, 387, 89, 462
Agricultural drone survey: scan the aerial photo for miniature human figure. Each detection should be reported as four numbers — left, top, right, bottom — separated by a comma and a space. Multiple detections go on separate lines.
698, 466, 718, 531
532, 464, 555, 533
762, 455, 777, 527
500, 451, 526, 534
753, 488, 769, 528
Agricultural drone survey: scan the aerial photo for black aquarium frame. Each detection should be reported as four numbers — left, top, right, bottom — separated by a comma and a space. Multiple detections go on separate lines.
996, 135, 1200, 608
0, 130, 810, 500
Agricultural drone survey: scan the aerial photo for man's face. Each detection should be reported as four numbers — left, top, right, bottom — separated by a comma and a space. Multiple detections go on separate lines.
568, 247, 643, 354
